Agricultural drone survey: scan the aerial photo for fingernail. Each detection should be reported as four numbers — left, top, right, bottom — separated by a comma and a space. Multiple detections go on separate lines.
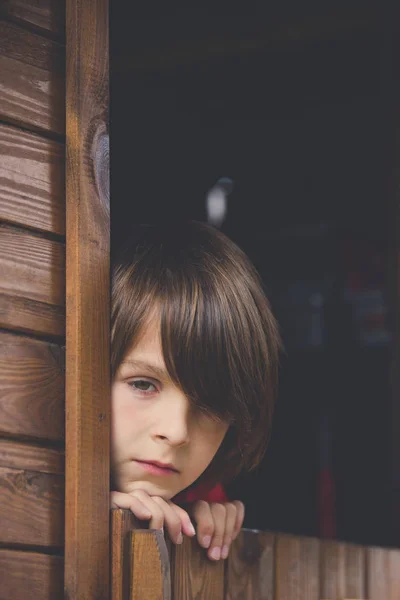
221, 545, 229, 559
202, 535, 211, 548
177, 532, 183, 544
210, 547, 221, 560
188, 522, 196, 536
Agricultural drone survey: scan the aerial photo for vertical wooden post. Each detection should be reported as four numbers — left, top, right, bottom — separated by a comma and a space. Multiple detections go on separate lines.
65, 0, 110, 597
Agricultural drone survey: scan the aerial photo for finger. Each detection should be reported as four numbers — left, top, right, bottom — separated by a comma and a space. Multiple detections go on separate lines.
110, 492, 152, 520
168, 502, 196, 537
221, 503, 237, 559
232, 501, 245, 539
152, 497, 184, 544
192, 500, 214, 549
207, 503, 226, 561
129, 490, 165, 530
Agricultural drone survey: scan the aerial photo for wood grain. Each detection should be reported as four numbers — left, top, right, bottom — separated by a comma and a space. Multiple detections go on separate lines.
0, 225, 65, 306
64, 0, 110, 598
0, 22, 65, 134
0, 438, 64, 474
320, 539, 366, 599
0, 0, 65, 38
0, 292, 65, 338
0, 464, 64, 546
0, 548, 63, 600
130, 530, 171, 600
0, 123, 65, 235
367, 546, 400, 600
225, 529, 275, 600
0, 331, 64, 441
171, 535, 225, 599
275, 534, 319, 600
111, 509, 143, 600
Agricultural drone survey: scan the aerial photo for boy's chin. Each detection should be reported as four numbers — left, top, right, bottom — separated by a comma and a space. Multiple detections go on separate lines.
125, 479, 176, 500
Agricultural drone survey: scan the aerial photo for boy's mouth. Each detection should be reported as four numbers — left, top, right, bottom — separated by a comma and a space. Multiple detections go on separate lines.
134, 459, 179, 475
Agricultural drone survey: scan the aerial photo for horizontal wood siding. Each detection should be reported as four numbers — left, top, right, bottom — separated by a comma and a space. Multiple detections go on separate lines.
0, 549, 63, 600
0, 123, 65, 235
0, 225, 65, 305
0, 4, 66, 598
0, 332, 64, 441
0, 20, 65, 135
1, 0, 65, 38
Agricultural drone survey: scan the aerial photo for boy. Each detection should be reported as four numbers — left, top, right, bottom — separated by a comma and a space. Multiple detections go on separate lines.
110, 221, 281, 561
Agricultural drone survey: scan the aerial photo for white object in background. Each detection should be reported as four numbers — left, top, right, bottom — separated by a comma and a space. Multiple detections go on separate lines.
206, 177, 234, 228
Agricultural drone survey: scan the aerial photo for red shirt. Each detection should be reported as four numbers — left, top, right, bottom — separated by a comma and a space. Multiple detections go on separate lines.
173, 482, 228, 505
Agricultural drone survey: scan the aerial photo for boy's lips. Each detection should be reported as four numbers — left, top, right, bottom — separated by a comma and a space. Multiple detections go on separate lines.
134, 459, 179, 474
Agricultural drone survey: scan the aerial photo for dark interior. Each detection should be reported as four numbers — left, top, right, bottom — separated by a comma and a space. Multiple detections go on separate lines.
111, 1, 398, 548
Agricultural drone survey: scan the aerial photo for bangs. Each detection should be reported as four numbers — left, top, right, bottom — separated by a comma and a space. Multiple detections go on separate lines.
159, 268, 246, 425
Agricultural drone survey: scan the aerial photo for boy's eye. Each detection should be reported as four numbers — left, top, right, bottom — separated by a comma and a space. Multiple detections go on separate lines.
128, 379, 157, 394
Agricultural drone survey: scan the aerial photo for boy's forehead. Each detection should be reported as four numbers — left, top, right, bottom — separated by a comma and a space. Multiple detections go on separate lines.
122, 318, 165, 372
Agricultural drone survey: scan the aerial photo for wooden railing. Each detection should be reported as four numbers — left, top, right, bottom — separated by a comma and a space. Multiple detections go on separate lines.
111, 509, 400, 599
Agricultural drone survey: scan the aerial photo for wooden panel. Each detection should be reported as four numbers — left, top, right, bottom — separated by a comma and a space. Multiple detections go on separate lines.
0, 293, 65, 338
0, 22, 65, 134
225, 530, 275, 600
275, 534, 319, 600
0, 548, 63, 600
0, 225, 65, 306
112, 509, 142, 600
1, 0, 65, 38
0, 332, 64, 441
64, 0, 110, 597
0, 123, 65, 235
0, 439, 64, 474
367, 546, 400, 600
171, 536, 225, 599
320, 540, 366, 599
130, 530, 171, 599
0, 463, 64, 546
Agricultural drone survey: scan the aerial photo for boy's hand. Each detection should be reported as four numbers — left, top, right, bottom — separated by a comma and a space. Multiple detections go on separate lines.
111, 490, 196, 545
191, 500, 245, 561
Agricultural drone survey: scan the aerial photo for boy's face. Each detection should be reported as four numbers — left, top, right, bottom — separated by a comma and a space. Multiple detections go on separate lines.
111, 320, 229, 500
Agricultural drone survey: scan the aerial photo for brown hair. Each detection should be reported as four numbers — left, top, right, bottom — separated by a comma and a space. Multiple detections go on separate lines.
111, 221, 282, 485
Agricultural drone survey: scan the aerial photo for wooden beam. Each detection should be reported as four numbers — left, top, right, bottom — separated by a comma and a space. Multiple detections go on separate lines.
64, 0, 110, 598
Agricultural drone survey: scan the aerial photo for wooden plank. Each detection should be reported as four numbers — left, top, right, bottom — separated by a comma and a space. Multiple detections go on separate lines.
0, 464, 64, 546
0, 293, 65, 339
225, 530, 275, 600
171, 536, 225, 599
0, 331, 64, 441
275, 534, 319, 600
367, 546, 400, 600
64, 0, 110, 597
320, 540, 366, 599
111, 509, 142, 600
0, 0, 65, 38
0, 21, 64, 71
0, 123, 65, 235
0, 225, 65, 306
0, 438, 64, 474
130, 530, 171, 600
0, 22, 65, 134
112, 508, 171, 600
0, 548, 63, 600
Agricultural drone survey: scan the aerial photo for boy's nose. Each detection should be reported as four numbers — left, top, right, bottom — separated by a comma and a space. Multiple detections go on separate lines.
153, 394, 190, 447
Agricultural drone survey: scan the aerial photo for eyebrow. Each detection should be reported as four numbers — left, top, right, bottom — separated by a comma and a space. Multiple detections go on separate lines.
120, 359, 170, 380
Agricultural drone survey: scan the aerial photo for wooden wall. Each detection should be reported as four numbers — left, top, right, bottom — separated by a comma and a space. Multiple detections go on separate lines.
0, 2, 66, 598
112, 509, 400, 599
